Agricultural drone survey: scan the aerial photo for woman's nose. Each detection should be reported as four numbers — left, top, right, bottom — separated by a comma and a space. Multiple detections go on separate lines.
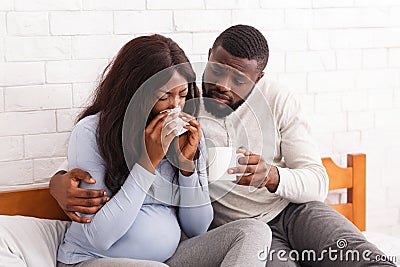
168, 95, 181, 109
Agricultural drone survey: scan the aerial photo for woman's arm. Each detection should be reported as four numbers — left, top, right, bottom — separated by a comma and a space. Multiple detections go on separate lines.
69, 120, 156, 251
177, 136, 213, 238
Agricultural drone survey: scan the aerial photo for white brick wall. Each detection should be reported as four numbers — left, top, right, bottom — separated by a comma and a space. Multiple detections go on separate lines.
0, 0, 399, 230
336, 49, 362, 70
7, 12, 49, 36
4, 84, 72, 111
0, 160, 33, 186
115, 11, 173, 34
0, 136, 23, 161
149, 0, 203, 9
0, 88, 3, 111
83, 0, 145, 10
6, 36, 71, 61
0, 62, 45, 86
232, 9, 285, 30
0, 1, 13, 11
56, 108, 81, 132
24, 132, 69, 158
46, 59, 108, 83
14, 0, 82, 11
175, 10, 231, 32
72, 82, 95, 108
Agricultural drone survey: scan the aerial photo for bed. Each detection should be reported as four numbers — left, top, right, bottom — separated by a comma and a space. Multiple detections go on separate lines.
0, 153, 399, 266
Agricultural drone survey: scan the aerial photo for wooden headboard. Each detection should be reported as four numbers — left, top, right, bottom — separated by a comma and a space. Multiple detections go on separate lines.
0, 187, 69, 221
322, 153, 366, 231
0, 153, 366, 230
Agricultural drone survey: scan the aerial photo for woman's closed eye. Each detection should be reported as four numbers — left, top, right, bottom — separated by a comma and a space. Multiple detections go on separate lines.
159, 94, 188, 101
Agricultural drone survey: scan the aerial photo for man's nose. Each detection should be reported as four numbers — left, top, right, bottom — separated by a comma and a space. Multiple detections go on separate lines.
215, 76, 231, 93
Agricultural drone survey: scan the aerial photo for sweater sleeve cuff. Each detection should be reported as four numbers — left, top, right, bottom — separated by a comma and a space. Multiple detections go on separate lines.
126, 163, 157, 191
178, 171, 198, 188
274, 166, 292, 198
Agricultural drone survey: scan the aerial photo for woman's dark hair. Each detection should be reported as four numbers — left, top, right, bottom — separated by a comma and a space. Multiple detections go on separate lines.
77, 34, 200, 195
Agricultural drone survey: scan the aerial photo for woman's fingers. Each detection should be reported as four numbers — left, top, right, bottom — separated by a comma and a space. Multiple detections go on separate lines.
164, 128, 178, 146
146, 111, 170, 133
183, 124, 199, 142
180, 112, 201, 139
147, 110, 178, 133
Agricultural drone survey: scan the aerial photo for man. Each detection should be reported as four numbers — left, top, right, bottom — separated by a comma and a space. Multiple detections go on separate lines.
50, 25, 395, 266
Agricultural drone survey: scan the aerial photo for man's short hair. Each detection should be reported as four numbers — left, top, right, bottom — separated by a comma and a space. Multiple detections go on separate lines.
212, 24, 269, 71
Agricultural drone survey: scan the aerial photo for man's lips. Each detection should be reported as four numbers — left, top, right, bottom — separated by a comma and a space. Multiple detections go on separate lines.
209, 92, 231, 104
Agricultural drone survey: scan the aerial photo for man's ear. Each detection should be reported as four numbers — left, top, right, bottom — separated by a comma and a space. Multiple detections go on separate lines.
208, 48, 212, 59
255, 71, 265, 84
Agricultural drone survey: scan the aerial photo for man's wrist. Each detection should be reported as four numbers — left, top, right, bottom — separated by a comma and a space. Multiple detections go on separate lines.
265, 165, 280, 193
54, 170, 67, 176
49, 170, 67, 193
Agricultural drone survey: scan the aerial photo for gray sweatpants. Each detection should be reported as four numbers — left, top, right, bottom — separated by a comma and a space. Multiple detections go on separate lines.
58, 258, 167, 267
166, 218, 272, 267
57, 218, 272, 267
265, 201, 396, 267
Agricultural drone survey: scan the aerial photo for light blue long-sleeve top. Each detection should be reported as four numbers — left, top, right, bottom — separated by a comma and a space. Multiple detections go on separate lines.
57, 113, 213, 264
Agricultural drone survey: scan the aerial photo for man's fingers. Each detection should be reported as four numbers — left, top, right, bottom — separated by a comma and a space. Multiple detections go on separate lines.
67, 211, 92, 223
237, 146, 254, 156
66, 205, 103, 215
66, 195, 109, 208
236, 174, 253, 185
69, 168, 93, 183
70, 187, 107, 199
236, 174, 266, 188
228, 165, 256, 175
238, 155, 261, 165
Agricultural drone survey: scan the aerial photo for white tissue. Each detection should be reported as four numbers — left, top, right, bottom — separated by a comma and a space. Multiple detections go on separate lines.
166, 106, 188, 136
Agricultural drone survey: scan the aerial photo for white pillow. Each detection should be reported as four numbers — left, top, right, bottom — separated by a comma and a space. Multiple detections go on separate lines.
0, 215, 70, 267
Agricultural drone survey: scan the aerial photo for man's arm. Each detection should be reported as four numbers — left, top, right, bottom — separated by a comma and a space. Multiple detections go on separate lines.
272, 92, 329, 203
49, 168, 109, 223
231, 89, 328, 203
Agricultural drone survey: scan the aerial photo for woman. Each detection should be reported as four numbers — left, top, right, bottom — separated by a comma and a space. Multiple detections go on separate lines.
57, 34, 271, 267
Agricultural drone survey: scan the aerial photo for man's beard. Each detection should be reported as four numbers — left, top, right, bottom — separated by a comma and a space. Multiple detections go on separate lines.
202, 81, 245, 119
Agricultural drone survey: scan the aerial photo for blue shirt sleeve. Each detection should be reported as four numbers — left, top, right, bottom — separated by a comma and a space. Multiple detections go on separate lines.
177, 133, 213, 238
68, 119, 157, 251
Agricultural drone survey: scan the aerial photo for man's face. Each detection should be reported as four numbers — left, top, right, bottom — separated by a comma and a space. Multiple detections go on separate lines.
202, 45, 263, 118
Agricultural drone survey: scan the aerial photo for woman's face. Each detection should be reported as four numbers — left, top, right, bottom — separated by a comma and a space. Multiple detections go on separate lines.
151, 71, 189, 116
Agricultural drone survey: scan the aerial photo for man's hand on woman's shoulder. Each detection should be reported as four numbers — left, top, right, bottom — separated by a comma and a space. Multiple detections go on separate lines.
49, 168, 109, 223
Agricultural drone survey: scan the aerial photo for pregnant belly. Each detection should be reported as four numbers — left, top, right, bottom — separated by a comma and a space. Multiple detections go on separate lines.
104, 205, 181, 262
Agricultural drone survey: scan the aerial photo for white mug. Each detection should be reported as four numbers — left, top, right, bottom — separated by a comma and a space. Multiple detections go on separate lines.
207, 147, 245, 182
